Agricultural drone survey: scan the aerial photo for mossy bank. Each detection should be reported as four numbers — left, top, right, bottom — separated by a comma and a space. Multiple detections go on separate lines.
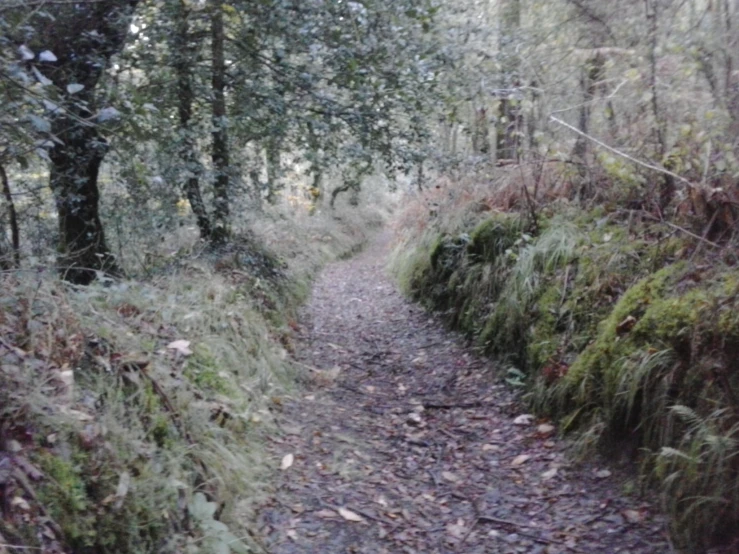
392, 204, 739, 551
0, 213, 374, 553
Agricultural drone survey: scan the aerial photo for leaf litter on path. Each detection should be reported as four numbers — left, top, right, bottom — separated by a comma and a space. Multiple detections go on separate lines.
257, 235, 669, 554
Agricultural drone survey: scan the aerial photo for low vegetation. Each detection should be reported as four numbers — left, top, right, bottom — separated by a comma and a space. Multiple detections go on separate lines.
391, 166, 739, 551
0, 191, 385, 553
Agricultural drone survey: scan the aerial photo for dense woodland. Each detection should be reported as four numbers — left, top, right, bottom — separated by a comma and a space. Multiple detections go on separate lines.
1, 0, 738, 552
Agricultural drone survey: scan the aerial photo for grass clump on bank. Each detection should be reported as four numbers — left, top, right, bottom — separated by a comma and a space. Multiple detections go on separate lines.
392, 182, 739, 550
0, 190, 381, 553
0, 264, 288, 553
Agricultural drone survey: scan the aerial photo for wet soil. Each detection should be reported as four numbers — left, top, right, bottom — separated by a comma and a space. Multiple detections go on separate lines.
257, 236, 669, 554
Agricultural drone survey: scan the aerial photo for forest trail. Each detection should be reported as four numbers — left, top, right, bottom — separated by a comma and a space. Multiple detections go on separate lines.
257, 235, 669, 554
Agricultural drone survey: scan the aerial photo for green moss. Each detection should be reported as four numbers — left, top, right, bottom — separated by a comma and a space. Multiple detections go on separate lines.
393, 198, 739, 551
467, 213, 523, 263
185, 346, 231, 394
527, 283, 565, 369
429, 234, 446, 269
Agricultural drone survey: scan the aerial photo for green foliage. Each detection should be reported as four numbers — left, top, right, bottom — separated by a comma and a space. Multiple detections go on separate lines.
187, 493, 250, 554
393, 201, 739, 550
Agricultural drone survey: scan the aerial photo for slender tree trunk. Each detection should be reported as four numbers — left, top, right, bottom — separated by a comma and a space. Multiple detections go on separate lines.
572, 54, 604, 161
0, 164, 20, 269
497, 0, 522, 161
645, 0, 674, 210
264, 135, 282, 204
210, 0, 230, 244
173, 0, 211, 240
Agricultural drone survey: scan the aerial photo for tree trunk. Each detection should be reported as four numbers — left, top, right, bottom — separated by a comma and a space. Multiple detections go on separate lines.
0, 164, 20, 269
264, 135, 283, 205
173, 0, 212, 240
29, 0, 139, 284
645, 0, 674, 210
49, 118, 118, 284
210, 0, 231, 244
496, 0, 522, 161
572, 54, 604, 161
27, 1, 139, 283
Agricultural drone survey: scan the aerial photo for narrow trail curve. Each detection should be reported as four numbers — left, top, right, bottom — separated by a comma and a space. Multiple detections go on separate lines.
258, 236, 669, 554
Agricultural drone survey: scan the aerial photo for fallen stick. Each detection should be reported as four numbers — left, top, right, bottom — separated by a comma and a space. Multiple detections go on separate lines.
477, 514, 575, 549
422, 401, 488, 410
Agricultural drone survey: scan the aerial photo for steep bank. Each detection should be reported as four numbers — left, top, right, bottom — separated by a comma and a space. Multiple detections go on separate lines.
0, 209, 374, 554
392, 197, 739, 551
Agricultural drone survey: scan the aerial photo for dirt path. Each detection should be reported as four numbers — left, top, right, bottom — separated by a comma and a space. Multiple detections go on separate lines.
257, 236, 669, 554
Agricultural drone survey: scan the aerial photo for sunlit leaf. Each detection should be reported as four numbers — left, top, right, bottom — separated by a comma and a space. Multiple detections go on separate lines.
39, 50, 57, 62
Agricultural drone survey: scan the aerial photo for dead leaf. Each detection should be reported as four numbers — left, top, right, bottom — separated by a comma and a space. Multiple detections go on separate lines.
58, 369, 74, 402
595, 469, 612, 479
167, 340, 193, 356
541, 467, 559, 480
315, 508, 338, 518
446, 519, 466, 539
442, 471, 459, 482
510, 454, 532, 467
114, 471, 131, 510
406, 412, 423, 426
63, 408, 94, 422
482, 444, 500, 452
338, 507, 365, 522
11, 496, 31, 511
622, 509, 644, 523
536, 423, 556, 436
513, 414, 534, 425
280, 453, 294, 470
616, 315, 637, 336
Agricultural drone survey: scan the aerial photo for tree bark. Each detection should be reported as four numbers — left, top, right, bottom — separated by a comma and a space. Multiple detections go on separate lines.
210, 0, 231, 244
173, 0, 212, 240
572, 54, 605, 162
49, 118, 117, 284
645, 0, 675, 210
28, 1, 139, 283
0, 164, 19, 269
496, 0, 522, 161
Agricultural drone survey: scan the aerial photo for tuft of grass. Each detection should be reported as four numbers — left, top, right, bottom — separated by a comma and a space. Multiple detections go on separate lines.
391, 190, 739, 550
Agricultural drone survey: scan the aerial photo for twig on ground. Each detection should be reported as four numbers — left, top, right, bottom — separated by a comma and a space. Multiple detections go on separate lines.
12, 468, 64, 541
422, 401, 488, 410
476, 514, 583, 550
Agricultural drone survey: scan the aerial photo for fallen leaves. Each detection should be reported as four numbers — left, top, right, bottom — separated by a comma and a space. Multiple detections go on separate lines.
510, 454, 532, 467
166, 339, 193, 356
280, 453, 294, 471
338, 507, 365, 522
513, 414, 535, 425
536, 423, 556, 437
441, 471, 459, 482
257, 247, 666, 554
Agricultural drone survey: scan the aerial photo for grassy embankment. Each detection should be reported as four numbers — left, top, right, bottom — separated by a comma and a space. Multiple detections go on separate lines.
0, 194, 387, 554
391, 166, 739, 551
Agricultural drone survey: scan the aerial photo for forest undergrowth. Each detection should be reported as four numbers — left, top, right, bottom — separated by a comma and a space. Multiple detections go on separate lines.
0, 191, 389, 554
391, 162, 739, 552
